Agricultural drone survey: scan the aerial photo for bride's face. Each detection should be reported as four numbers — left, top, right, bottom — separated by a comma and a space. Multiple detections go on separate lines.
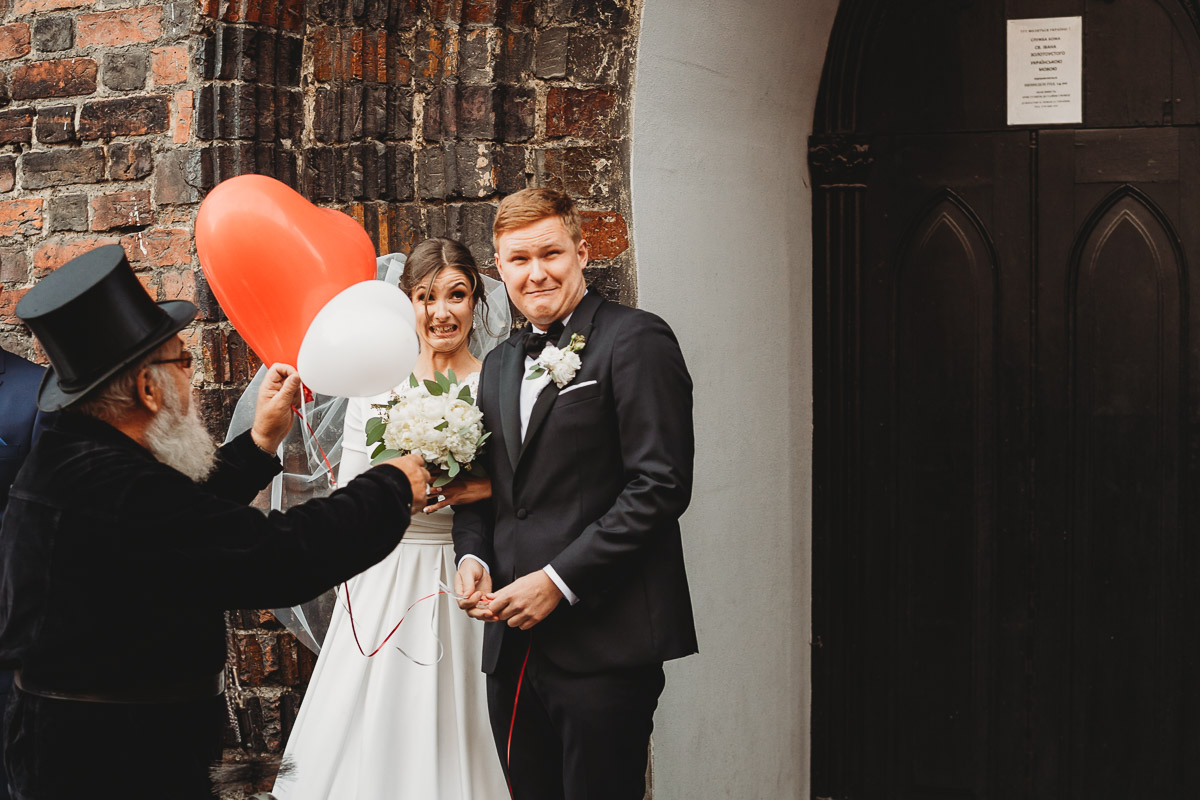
411, 267, 475, 355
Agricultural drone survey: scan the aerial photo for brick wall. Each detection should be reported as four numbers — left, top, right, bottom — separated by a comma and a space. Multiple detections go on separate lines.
0, 0, 642, 792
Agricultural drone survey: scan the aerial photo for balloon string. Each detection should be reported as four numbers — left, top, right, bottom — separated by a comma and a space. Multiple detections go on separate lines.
342, 579, 467, 659
291, 399, 337, 490
507, 638, 532, 799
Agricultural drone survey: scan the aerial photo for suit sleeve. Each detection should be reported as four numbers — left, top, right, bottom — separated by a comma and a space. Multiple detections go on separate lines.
548, 312, 694, 598
130, 462, 415, 610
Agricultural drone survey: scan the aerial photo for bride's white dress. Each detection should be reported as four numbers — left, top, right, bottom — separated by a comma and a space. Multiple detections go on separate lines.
273, 376, 508, 800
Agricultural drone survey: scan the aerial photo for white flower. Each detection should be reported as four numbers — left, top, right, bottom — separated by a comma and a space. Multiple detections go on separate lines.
367, 371, 489, 473
528, 333, 587, 388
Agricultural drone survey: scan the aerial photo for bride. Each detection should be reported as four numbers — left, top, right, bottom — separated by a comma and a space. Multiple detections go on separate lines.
272, 238, 509, 800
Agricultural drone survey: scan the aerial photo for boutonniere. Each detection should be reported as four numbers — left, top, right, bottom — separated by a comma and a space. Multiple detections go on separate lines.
526, 333, 587, 388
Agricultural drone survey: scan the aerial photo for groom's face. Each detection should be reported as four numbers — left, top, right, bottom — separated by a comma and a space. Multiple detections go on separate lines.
494, 216, 588, 328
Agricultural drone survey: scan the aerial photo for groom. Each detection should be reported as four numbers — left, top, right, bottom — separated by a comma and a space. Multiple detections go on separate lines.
453, 187, 697, 799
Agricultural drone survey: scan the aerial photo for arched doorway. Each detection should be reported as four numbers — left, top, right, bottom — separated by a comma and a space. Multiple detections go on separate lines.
812, 2, 1200, 798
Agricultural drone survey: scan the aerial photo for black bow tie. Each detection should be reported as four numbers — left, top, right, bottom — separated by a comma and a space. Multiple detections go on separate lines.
523, 322, 565, 359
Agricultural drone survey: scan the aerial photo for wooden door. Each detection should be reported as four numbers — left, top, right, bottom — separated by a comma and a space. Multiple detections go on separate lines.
812, 4, 1200, 797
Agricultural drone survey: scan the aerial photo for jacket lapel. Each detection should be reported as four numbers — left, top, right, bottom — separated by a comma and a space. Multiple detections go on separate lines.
497, 337, 523, 470
518, 292, 604, 464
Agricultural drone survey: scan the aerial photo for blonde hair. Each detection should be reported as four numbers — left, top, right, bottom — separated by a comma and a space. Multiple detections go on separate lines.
492, 187, 582, 250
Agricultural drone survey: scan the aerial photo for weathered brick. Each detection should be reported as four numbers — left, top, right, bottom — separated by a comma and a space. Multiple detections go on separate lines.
504, 0, 535, 26
498, 85, 534, 142
108, 141, 152, 180
0, 156, 13, 193
415, 29, 449, 84
546, 87, 616, 138
162, 0, 192, 40
14, 0, 87, 16
495, 144, 528, 194
568, 31, 625, 85
32, 17, 72, 52
534, 27, 568, 79
459, 28, 491, 84
388, 87, 413, 139
0, 199, 43, 237
12, 58, 97, 100
78, 96, 169, 139
464, 0, 496, 23
539, 145, 618, 200
21, 147, 104, 189
416, 144, 450, 200
580, 210, 628, 258
362, 85, 387, 139
455, 142, 495, 198
34, 236, 119, 276
34, 104, 74, 143
76, 7, 162, 49
0, 108, 32, 144
151, 46, 188, 86
122, 228, 190, 268
102, 50, 148, 92
173, 88, 193, 143
0, 287, 27, 324
91, 190, 152, 231
547, 0, 629, 26
388, 143, 414, 201
156, 149, 201, 205
497, 30, 532, 83
0, 247, 26, 282
457, 85, 495, 139
0, 24, 31, 62
46, 193, 86, 232
340, 84, 362, 142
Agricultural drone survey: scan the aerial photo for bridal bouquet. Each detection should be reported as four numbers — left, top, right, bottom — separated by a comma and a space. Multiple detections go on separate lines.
365, 370, 489, 487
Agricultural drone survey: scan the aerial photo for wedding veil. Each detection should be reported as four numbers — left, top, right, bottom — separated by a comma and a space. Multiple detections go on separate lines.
224, 252, 512, 653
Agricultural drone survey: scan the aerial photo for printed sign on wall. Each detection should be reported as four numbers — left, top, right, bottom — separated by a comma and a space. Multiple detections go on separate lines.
1007, 16, 1083, 126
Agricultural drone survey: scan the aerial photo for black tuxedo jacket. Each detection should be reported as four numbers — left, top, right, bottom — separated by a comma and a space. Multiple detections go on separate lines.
454, 292, 699, 674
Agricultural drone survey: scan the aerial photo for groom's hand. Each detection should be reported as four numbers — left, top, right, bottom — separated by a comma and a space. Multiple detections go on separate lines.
455, 560, 496, 621
485, 571, 563, 630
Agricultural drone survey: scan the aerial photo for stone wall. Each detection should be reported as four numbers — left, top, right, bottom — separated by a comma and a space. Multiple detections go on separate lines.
0, 0, 643, 792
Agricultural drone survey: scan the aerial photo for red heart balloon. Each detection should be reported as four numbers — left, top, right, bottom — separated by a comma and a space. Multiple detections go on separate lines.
195, 175, 377, 368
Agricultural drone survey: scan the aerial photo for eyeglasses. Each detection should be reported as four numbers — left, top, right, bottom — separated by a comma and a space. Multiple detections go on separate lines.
151, 353, 194, 370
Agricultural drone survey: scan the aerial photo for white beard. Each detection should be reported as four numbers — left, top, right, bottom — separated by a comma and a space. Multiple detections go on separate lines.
143, 382, 218, 483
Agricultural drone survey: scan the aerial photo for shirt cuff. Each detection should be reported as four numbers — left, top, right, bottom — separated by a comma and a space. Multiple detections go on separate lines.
543, 565, 579, 605
458, 554, 490, 574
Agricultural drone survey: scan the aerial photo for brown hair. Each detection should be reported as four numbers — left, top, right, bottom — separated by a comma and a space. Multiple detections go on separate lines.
399, 237, 490, 334
492, 187, 582, 249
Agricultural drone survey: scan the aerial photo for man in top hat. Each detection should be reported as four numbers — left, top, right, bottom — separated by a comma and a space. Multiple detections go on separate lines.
0, 244, 431, 799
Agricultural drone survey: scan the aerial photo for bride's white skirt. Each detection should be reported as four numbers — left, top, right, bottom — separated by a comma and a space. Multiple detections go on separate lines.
272, 512, 508, 800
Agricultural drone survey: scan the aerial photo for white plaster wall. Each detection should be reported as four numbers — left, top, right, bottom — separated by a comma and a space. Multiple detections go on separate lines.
629, 1, 839, 797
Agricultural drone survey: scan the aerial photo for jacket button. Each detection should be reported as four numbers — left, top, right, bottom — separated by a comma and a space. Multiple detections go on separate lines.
516, 508, 528, 520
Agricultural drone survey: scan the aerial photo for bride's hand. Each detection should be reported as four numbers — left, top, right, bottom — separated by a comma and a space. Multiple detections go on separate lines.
423, 476, 493, 513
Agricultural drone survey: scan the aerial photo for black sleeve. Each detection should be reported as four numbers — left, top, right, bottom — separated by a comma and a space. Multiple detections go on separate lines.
131, 463, 415, 609
548, 312, 695, 597
199, 430, 283, 504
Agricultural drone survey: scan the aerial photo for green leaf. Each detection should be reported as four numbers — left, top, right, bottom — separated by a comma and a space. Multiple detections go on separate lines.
370, 442, 385, 459
432, 472, 453, 488
526, 366, 546, 380
457, 385, 473, 402
447, 453, 460, 478
424, 379, 445, 396
370, 448, 403, 466
408, 373, 419, 388
446, 368, 458, 386
434, 420, 449, 431
435, 371, 451, 391
477, 431, 492, 444
364, 416, 386, 445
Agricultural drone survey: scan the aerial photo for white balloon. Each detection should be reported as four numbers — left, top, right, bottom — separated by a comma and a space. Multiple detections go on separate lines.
298, 280, 419, 397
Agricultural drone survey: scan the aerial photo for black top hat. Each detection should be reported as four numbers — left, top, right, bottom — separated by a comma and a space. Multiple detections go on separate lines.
16, 244, 196, 412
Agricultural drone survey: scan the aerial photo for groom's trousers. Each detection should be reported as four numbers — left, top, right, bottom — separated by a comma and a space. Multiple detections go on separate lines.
487, 631, 665, 800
